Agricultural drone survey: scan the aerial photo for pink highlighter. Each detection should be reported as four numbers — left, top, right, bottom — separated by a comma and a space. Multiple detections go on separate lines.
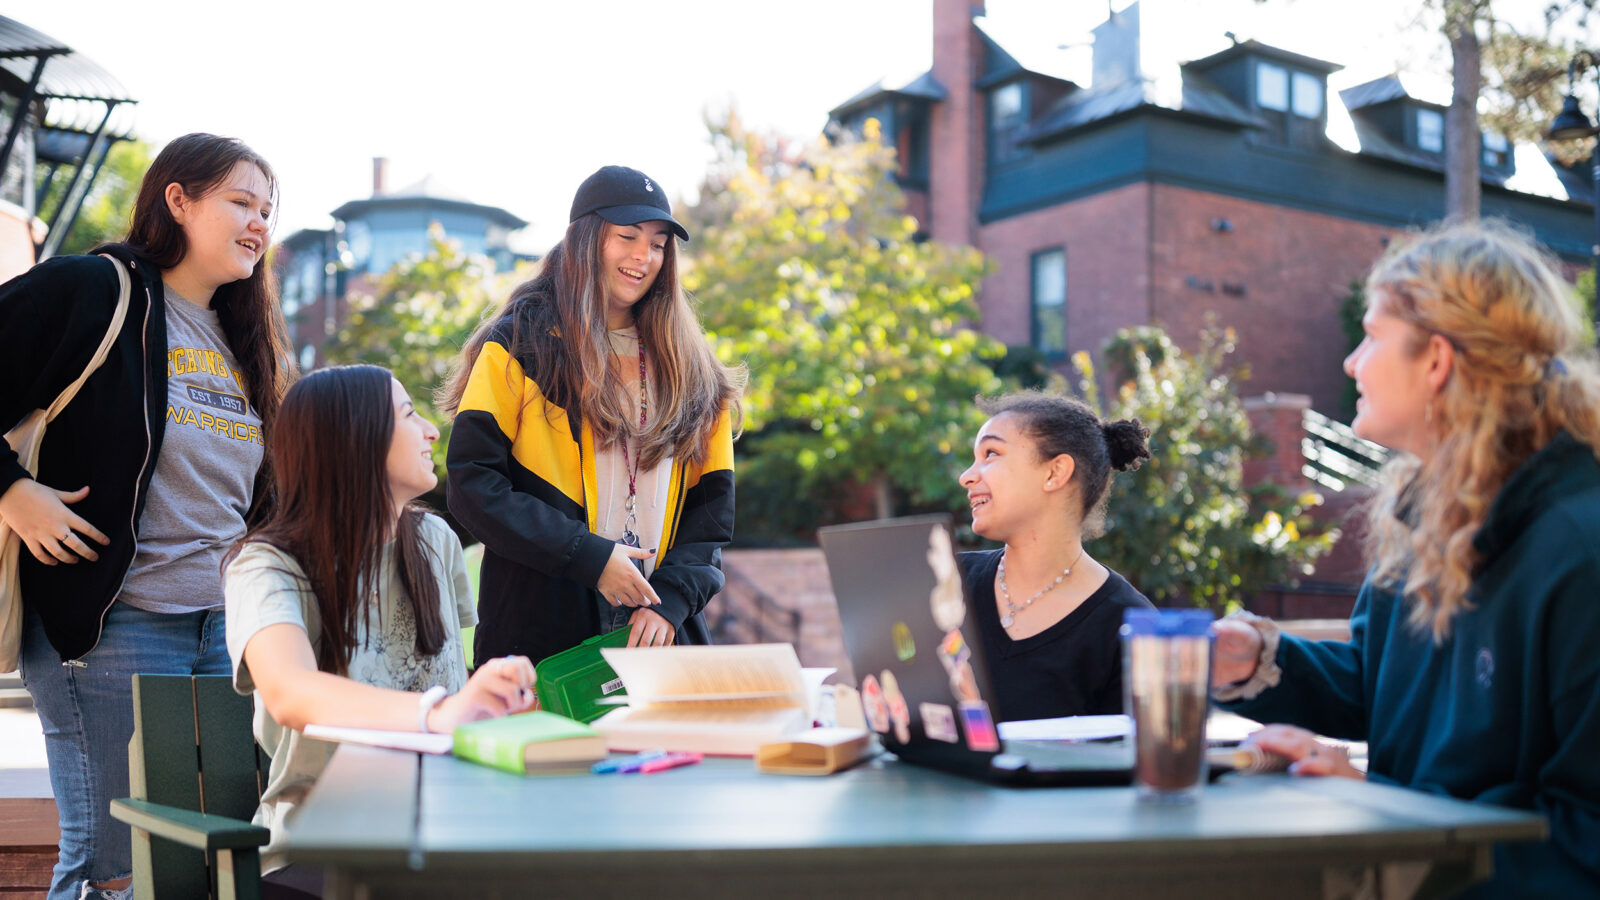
635, 752, 702, 774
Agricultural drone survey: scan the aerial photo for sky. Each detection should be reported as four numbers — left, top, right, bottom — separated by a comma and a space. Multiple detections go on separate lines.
9, 0, 1577, 250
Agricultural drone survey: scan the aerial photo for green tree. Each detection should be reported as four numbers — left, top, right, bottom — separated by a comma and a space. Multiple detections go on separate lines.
685, 118, 1006, 528
323, 224, 524, 479
1077, 325, 1338, 613
41, 140, 152, 255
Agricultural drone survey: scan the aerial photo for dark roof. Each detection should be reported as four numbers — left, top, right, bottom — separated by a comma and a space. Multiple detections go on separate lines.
332, 177, 528, 230
1340, 74, 1446, 113
1021, 71, 1259, 144
0, 16, 137, 145
829, 70, 947, 119
1186, 39, 1344, 75
0, 16, 69, 58
279, 228, 331, 252
1344, 117, 1510, 188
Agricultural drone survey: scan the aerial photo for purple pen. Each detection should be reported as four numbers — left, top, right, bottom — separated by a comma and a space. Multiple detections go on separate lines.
637, 752, 703, 774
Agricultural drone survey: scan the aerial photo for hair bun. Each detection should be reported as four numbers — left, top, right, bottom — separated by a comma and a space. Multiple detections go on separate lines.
1103, 418, 1151, 472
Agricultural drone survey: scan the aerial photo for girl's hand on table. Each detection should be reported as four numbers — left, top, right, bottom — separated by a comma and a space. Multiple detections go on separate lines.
431, 655, 538, 731
1243, 724, 1363, 780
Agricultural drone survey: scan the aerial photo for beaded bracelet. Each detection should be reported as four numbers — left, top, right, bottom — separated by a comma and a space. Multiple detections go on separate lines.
417, 685, 449, 733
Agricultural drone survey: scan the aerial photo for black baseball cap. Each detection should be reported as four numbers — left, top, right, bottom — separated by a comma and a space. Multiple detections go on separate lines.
569, 165, 690, 242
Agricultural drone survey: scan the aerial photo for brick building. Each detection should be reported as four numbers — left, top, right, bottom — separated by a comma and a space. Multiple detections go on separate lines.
273, 158, 532, 370
828, 0, 1596, 417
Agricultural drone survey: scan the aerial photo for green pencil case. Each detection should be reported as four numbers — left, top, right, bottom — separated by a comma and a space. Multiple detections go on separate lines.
534, 627, 632, 723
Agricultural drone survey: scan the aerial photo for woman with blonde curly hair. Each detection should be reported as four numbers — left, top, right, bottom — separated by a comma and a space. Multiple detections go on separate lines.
1211, 221, 1600, 896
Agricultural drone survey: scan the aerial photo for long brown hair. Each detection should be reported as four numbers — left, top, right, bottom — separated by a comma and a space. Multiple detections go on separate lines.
229, 365, 446, 676
117, 133, 295, 519
441, 213, 742, 467
1362, 221, 1600, 640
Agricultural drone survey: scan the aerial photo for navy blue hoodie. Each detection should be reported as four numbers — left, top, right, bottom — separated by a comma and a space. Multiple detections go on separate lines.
1225, 431, 1600, 896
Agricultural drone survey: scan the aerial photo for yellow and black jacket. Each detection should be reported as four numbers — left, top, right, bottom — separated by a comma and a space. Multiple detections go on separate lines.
446, 317, 735, 664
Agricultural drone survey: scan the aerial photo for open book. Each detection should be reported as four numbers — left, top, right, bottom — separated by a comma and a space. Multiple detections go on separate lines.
591, 643, 834, 757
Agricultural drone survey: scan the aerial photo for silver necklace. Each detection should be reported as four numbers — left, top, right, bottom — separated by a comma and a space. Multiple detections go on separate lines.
997, 546, 1086, 628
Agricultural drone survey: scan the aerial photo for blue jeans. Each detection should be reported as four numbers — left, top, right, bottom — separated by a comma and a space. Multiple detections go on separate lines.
19, 601, 230, 900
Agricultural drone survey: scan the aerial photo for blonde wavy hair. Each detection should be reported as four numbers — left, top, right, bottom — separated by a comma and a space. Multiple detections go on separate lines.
1363, 220, 1600, 641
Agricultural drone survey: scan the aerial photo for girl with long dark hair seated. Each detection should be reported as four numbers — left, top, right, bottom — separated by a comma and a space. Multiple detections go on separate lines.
224, 366, 534, 882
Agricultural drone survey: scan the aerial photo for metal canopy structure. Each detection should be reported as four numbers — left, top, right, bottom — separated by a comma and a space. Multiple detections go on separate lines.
0, 14, 138, 259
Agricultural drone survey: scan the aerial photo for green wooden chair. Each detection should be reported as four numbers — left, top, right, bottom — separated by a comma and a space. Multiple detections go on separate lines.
110, 674, 271, 900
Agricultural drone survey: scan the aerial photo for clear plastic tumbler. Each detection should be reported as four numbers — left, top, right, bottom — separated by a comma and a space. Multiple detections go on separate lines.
1121, 608, 1214, 802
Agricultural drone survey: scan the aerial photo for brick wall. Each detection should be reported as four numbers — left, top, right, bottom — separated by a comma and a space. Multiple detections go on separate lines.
927, 0, 985, 248
0, 203, 36, 284
975, 182, 1153, 363
1243, 393, 1311, 488
1149, 185, 1390, 413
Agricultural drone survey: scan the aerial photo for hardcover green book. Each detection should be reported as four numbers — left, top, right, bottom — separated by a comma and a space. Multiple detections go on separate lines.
452, 711, 608, 775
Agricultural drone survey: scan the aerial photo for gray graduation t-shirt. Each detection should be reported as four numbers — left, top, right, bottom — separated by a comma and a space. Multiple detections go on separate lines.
224, 513, 477, 873
119, 284, 263, 613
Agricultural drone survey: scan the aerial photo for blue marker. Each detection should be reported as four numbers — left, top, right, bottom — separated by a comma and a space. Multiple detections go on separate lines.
591, 749, 668, 774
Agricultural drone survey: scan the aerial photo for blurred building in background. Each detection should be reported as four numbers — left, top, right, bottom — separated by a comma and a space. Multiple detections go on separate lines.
274, 158, 531, 370
829, 0, 1595, 418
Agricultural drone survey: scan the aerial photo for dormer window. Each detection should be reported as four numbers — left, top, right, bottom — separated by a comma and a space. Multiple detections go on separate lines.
1416, 109, 1444, 153
1482, 131, 1510, 169
1257, 63, 1289, 111
989, 82, 1027, 165
1291, 72, 1323, 118
1255, 61, 1325, 150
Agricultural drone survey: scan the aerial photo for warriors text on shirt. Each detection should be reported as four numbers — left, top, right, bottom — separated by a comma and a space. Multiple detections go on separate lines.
164, 347, 262, 445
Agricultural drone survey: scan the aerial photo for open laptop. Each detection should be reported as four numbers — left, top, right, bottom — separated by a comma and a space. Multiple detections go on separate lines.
818, 514, 1139, 786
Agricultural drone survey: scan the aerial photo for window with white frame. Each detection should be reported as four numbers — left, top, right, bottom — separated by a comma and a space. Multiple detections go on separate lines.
1417, 109, 1444, 153
1482, 131, 1510, 168
1291, 71, 1323, 118
1031, 248, 1066, 356
1257, 63, 1289, 111
990, 82, 1026, 164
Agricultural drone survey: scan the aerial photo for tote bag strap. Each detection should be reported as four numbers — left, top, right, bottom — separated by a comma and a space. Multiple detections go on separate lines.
43, 254, 132, 423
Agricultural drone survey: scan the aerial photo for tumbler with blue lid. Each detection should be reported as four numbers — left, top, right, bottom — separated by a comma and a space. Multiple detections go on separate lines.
1121, 608, 1214, 802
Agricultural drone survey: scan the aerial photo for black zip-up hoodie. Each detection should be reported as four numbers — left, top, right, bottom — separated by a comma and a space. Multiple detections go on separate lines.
1, 246, 177, 661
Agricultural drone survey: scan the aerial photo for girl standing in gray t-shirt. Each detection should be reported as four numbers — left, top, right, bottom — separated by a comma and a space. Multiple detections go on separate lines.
1, 134, 294, 900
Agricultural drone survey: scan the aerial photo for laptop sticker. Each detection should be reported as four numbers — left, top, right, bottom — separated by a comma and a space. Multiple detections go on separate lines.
861, 674, 890, 733
832, 683, 867, 731
959, 700, 1000, 752
936, 628, 970, 673
949, 660, 981, 704
926, 526, 967, 631
920, 702, 959, 743
892, 622, 916, 661
881, 670, 912, 744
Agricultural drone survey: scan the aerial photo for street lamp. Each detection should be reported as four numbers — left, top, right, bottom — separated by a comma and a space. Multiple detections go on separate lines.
1547, 50, 1600, 331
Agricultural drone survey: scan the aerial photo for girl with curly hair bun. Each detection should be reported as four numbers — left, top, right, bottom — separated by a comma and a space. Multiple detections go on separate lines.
956, 391, 1154, 722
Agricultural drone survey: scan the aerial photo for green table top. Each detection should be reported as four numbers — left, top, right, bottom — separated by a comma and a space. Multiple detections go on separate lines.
286, 746, 1546, 873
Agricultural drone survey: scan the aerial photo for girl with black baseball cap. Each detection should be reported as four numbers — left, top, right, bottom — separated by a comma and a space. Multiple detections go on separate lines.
440, 166, 743, 666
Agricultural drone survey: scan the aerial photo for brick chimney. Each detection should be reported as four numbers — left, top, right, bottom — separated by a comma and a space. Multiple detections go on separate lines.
372, 157, 388, 197
928, 0, 984, 248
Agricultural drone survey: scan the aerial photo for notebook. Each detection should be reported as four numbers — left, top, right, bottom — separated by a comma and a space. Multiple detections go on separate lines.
820, 514, 1159, 786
